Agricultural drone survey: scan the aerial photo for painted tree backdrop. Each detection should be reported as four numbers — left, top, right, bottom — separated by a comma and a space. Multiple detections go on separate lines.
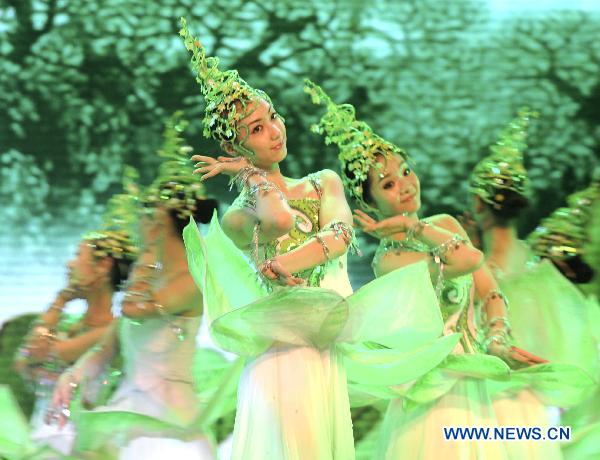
1, 0, 599, 296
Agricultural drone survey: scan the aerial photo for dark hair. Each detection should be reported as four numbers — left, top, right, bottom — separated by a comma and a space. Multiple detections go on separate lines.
109, 257, 134, 290
88, 242, 135, 291
169, 198, 219, 238
485, 190, 530, 226
552, 255, 595, 284
343, 150, 402, 206
343, 161, 375, 204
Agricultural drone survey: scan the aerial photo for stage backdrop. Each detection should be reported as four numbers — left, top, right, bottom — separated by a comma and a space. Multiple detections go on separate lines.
2, 0, 600, 325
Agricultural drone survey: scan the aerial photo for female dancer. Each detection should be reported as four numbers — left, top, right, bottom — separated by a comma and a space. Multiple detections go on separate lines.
305, 80, 553, 459
525, 179, 600, 460
51, 113, 218, 459
468, 109, 594, 459
470, 110, 599, 378
179, 19, 451, 460
14, 173, 138, 454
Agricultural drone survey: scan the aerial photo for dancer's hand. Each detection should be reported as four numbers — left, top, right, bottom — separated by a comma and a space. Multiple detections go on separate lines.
487, 341, 546, 369
192, 154, 250, 181
27, 332, 53, 361
505, 346, 548, 369
259, 258, 305, 287
49, 370, 80, 428
20, 322, 57, 362
354, 210, 417, 238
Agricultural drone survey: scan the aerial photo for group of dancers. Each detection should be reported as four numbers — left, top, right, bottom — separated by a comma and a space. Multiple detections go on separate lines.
3, 18, 599, 460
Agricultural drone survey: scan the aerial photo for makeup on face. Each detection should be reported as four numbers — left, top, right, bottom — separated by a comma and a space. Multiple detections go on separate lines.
368, 154, 421, 217
238, 99, 287, 166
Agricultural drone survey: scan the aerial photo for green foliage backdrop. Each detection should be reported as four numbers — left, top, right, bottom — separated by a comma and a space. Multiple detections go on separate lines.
1, 0, 599, 282
0, 0, 599, 442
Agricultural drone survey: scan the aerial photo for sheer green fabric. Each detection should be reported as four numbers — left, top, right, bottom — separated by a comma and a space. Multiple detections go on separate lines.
183, 214, 457, 371
0, 386, 62, 460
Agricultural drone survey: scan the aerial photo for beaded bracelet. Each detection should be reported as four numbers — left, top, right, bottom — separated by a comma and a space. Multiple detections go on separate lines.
430, 235, 466, 262
483, 329, 511, 351
406, 220, 428, 241
237, 180, 285, 210
482, 289, 509, 311
315, 234, 331, 261
322, 221, 361, 255
486, 315, 511, 330
47, 303, 64, 314
229, 166, 267, 192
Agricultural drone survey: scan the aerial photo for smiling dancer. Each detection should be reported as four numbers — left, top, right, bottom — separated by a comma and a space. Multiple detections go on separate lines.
305, 80, 599, 459
178, 18, 458, 460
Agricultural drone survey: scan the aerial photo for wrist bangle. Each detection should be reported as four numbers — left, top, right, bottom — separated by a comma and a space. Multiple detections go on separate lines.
486, 315, 511, 329
48, 304, 63, 314
430, 235, 466, 261
406, 220, 427, 241
124, 290, 153, 302
322, 221, 361, 255
260, 258, 278, 279
483, 289, 509, 311
315, 233, 331, 261
59, 287, 76, 300
483, 329, 510, 351
229, 166, 267, 191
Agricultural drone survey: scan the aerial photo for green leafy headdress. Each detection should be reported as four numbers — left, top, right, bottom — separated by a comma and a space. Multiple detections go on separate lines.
469, 108, 536, 209
143, 111, 213, 220
304, 79, 408, 211
179, 17, 273, 157
83, 166, 140, 261
527, 175, 600, 261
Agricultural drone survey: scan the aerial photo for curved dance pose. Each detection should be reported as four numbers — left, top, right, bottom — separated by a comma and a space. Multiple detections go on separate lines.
471, 109, 599, 377
51, 113, 218, 459
179, 19, 450, 460
306, 81, 554, 459
469, 109, 588, 459
14, 175, 138, 454
526, 179, 600, 460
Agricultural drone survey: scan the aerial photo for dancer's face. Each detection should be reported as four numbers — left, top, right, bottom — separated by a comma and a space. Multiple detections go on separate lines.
367, 153, 421, 218
67, 242, 111, 292
230, 99, 287, 168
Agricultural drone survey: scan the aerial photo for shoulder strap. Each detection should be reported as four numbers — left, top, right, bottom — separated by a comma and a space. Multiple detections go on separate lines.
307, 171, 323, 199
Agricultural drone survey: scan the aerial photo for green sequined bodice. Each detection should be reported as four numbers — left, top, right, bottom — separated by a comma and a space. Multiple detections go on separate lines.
264, 198, 327, 287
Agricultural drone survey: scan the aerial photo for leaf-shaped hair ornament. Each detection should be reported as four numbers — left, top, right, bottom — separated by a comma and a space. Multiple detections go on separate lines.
470, 108, 537, 210
179, 17, 273, 157
528, 173, 600, 261
143, 111, 214, 220
83, 166, 141, 261
304, 79, 408, 212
